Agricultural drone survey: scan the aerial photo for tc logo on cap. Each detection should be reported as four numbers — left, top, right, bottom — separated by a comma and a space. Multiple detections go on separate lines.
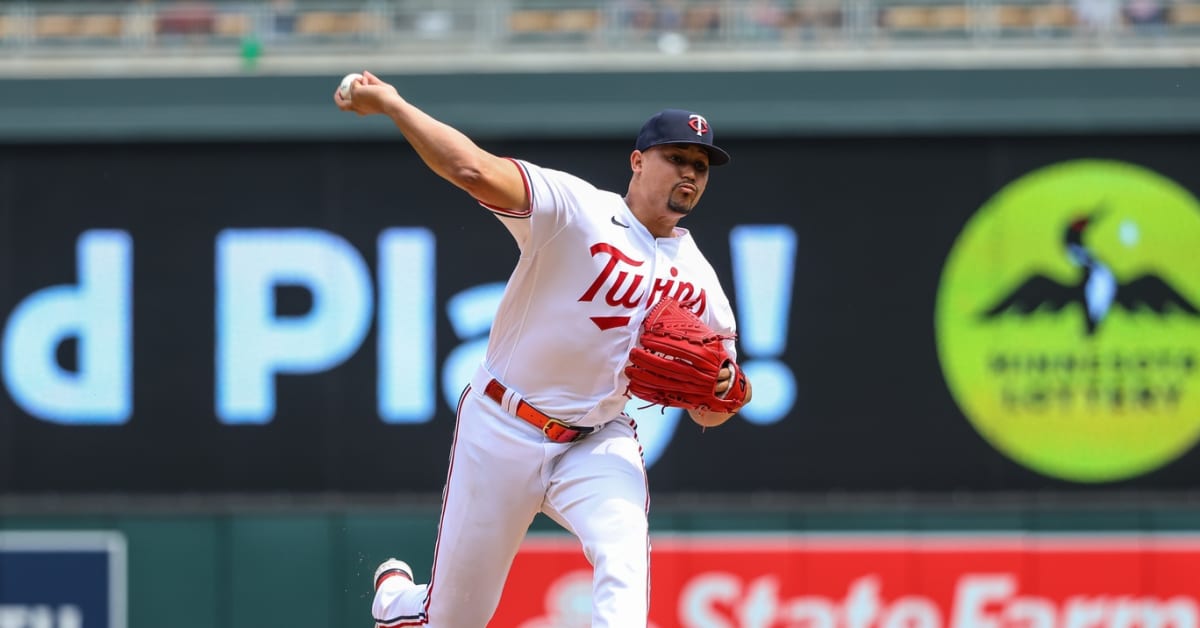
688, 114, 709, 136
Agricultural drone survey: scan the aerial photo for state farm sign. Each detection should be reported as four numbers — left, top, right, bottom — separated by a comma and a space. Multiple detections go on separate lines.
492, 534, 1200, 628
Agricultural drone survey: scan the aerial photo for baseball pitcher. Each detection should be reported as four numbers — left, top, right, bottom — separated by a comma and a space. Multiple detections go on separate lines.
335, 71, 752, 628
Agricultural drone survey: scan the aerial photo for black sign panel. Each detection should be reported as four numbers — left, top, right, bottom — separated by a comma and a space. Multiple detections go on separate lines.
0, 135, 1198, 493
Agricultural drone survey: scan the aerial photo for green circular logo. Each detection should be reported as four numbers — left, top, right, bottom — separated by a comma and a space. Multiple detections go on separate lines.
936, 159, 1200, 482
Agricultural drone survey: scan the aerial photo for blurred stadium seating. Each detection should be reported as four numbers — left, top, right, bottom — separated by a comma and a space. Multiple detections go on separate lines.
0, 0, 1192, 61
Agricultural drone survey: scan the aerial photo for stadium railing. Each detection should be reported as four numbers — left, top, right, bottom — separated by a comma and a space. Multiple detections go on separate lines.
0, 0, 1193, 58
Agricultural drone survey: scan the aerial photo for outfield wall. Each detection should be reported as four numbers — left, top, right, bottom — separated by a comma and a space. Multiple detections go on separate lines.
6, 508, 1200, 628
2, 67, 1200, 143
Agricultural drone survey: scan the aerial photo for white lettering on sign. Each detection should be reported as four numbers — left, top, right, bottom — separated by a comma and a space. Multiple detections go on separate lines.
680, 573, 1199, 628
0, 606, 82, 628
2, 230, 131, 424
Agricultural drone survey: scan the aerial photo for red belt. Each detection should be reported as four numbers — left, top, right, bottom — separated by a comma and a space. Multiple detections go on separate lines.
483, 379, 594, 443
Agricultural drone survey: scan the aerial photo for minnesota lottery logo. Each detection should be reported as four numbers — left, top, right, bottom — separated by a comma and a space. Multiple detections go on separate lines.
936, 160, 1200, 482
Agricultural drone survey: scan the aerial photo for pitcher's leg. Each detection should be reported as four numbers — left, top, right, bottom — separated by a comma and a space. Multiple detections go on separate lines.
373, 560, 429, 627
374, 388, 546, 628
543, 418, 650, 628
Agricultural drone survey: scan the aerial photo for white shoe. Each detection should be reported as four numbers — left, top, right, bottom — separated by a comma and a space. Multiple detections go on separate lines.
373, 558, 414, 591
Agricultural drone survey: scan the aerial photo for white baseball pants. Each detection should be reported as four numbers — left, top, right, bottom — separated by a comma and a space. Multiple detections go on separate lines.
373, 367, 651, 628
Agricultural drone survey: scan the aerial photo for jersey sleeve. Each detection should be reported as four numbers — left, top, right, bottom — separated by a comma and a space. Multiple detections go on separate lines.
709, 297, 739, 363
485, 159, 597, 252
687, 236, 739, 362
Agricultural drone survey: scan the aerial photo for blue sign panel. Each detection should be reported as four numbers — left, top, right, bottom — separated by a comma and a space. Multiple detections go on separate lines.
0, 532, 126, 628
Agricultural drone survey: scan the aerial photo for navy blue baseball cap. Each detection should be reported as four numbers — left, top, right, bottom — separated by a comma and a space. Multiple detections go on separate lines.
635, 108, 731, 166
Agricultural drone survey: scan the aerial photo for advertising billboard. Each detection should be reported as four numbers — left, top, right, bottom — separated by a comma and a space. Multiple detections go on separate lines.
0, 531, 127, 628
0, 136, 1197, 493
493, 533, 1200, 628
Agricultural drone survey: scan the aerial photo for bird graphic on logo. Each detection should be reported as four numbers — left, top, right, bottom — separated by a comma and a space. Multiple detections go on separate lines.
980, 210, 1200, 335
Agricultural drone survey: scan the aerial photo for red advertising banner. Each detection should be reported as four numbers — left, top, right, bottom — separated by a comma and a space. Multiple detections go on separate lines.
492, 534, 1200, 628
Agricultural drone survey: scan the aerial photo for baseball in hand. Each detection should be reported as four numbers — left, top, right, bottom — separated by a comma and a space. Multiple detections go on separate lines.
338, 73, 363, 102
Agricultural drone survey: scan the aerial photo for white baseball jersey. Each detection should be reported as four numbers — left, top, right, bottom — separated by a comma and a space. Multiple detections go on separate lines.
482, 158, 737, 426
373, 156, 738, 628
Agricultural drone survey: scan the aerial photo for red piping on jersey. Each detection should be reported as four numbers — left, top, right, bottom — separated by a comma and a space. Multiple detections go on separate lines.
629, 417, 653, 617
476, 158, 533, 217
396, 385, 472, 627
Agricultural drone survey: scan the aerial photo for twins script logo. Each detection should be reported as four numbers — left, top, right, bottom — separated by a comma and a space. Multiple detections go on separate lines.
578, 243, 707, 331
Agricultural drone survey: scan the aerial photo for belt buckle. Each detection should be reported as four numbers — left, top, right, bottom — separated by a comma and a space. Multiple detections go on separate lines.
542, 417, 579, 443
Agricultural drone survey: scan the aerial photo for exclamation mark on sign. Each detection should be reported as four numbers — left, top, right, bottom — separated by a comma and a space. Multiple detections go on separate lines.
729, 225, 797, 425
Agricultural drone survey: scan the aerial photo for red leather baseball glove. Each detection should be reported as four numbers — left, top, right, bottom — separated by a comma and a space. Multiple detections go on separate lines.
624, 297, 749, 413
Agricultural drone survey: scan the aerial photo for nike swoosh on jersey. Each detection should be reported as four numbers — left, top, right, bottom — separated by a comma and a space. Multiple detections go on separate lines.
611, 216, 631, 228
